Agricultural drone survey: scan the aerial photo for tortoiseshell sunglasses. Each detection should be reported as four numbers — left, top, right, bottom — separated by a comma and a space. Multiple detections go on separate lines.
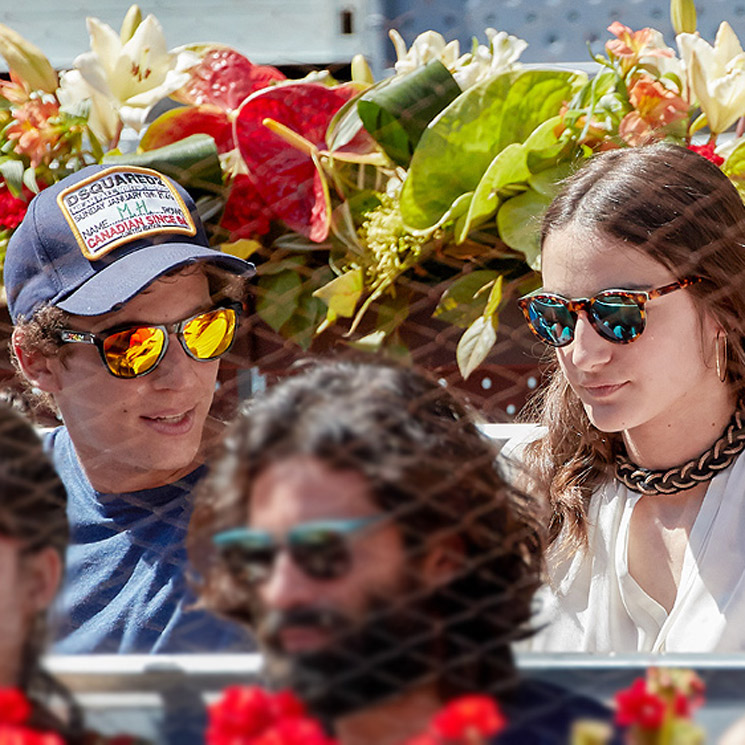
517, 277, 703, 347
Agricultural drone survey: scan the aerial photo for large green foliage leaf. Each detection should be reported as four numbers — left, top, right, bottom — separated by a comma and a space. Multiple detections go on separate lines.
400, 68, 585, 232
357, 60, 461, 167
455, 143, 529, 243
102, 134, 223, 191
497, 187, 552, 269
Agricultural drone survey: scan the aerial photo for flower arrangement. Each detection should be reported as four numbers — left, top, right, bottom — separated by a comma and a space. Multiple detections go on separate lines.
206, 686, 505, 745
2, 0, 745, 376
0, 688, 63, 745
572, 668, 706, 745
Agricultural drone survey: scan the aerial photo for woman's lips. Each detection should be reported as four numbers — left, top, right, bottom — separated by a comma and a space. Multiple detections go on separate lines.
141, 408, 195, 435
581, 382, 628, 398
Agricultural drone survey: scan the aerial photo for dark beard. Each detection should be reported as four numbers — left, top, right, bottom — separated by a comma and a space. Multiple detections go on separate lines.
255, 589, 440, 723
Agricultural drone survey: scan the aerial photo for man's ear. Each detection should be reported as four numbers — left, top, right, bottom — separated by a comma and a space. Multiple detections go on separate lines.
420, 533, 465, 588
11, 328, 62, 393
21, 546, 63, 616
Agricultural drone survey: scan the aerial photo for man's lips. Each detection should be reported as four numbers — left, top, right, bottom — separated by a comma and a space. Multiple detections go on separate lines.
140, 408, 195, 435
277, 626, 331, 653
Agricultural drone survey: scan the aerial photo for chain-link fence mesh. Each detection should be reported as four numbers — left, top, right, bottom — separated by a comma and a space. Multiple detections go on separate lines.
1, 1, 745, 744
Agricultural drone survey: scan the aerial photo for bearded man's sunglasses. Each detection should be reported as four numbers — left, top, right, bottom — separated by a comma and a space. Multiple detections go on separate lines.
517, 277, 703, 348
212, 516, 386, 584
57, 302, 241, 379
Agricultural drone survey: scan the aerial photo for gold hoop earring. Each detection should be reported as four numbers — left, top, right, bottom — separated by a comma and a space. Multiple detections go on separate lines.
716, 330, 728, 383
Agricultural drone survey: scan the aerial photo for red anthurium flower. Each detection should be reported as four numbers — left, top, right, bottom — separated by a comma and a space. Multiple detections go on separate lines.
234, 82, 360, 242
0, 689, 32, 726
140, 104, 234, 153
218, 174, 273, 241
177, 48, 286, 111
615, 678, 667, 730
142, 48, 285, 154
430, 695, 507, 740
688, 142, 725, 166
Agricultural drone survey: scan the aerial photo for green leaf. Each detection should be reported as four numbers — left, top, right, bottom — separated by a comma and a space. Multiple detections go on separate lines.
22, 166, 39, 194
457, 314, 498, 379
484, 274, 504, 318
400, 68, 585, 231
528, 160, 578, 197
456, 143, 530, 243
313, 268, 363, 319
497, 188, 553, 268
327, 90, 367, 151
0, 159, 24, 196
281, 284, 329, 350
102, 134, 223, 191
256, 269, 304, 332
357, 59, 461, 167
724, 140, 745, 202
434, 270, 498, 327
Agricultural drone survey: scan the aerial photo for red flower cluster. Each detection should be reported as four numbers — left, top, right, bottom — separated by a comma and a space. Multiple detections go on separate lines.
0, 187, 33, 232
0, 688, 64, 745
206, 686, 336, 745
615, 679, 667, 730
688, 142, 725, 166
405, 695, 507, 745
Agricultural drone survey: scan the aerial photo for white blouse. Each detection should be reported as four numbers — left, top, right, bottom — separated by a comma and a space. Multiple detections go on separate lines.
503, 439, 745, 653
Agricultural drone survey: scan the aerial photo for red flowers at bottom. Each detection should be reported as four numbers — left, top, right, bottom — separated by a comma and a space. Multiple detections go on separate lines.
615, 679, 667, 730
0, 688, 64, 745
688, 142, 725, 167
206, 686, 335, 745
405, 695, 507, 745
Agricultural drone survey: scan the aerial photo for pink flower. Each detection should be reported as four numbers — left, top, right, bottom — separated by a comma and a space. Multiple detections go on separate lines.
6, 99, 63, 168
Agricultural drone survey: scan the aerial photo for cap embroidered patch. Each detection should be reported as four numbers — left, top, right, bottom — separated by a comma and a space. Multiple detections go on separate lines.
57, 165, 197, 261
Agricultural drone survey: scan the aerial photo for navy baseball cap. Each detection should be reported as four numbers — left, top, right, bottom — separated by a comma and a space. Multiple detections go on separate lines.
5, 164, 255, 322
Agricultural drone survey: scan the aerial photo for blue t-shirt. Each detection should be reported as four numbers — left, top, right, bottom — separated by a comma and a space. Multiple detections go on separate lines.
47, 426, 250, 653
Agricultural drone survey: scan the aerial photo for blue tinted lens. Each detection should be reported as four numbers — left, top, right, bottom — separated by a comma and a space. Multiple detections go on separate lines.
591, 295, 643, 342
528, 297, 575, 346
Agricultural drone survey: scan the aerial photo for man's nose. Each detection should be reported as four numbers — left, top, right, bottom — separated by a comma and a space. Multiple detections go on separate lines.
564, 311, 613, 371
258, 550, 318, 612
149, 333, 200, 388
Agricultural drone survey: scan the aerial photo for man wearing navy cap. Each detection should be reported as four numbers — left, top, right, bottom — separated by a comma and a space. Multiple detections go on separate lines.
6, 164, 255, 653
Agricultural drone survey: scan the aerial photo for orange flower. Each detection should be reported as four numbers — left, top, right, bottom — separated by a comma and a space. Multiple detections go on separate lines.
6, 98, 62, 167
606, 22, 674, 62
0, 73, 32, 106
619, 76, 688, 145
606, 22, 674, 75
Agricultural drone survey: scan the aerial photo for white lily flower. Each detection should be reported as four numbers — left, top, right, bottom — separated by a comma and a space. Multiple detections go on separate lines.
452, 28, 527, 89
389, 29, 461, 76
389, 27, 527, 91
677, 22, 745, 133
57, 68, 120, 145
63, 13, 198, 134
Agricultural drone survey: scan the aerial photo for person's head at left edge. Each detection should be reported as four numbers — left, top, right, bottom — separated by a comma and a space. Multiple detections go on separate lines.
6, 164, 254, 493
